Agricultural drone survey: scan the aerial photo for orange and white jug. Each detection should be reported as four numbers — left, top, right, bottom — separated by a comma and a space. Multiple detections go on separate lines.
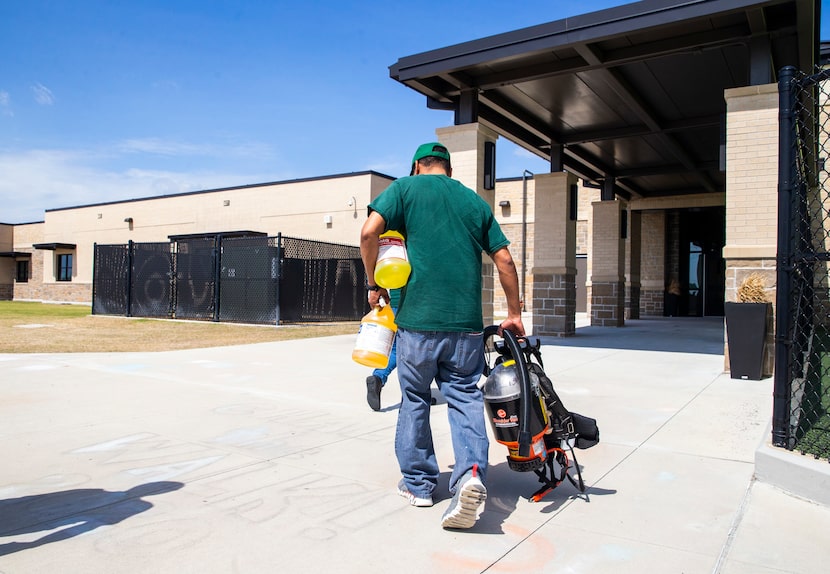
351, 303, 397, 368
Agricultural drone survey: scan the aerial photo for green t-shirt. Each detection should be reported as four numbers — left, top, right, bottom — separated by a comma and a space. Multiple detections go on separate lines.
386, 288, 401, 308
369, 174, 509, 332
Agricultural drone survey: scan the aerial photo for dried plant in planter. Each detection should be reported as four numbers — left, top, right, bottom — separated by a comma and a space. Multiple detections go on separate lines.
728, 272, 772, 380
737, 272, 770, 303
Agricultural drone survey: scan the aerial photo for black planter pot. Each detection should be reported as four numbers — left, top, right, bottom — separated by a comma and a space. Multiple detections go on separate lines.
724, 302, 770, 380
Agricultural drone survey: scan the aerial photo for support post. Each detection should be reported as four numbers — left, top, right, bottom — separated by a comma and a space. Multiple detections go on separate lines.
772, 66, 796, 448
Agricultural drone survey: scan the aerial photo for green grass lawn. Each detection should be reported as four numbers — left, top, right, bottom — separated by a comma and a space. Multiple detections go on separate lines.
794, 329, 830, 460
0, 300, 91, 319
0, 301, 357, 353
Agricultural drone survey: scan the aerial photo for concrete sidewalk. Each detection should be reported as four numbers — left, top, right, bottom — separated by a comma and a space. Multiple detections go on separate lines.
1, 317, 828, 573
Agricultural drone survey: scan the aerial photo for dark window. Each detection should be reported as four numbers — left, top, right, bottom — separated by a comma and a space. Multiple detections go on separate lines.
16, 260, 29, 283
57, 253, 73, 281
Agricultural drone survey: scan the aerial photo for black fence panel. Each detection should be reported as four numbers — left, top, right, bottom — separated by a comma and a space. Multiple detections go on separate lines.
219, 236, 278, 324
92, 244, 129, 315
174, 238, 216, 321
279, 236, 368, 322
775, 66, 830, 461
130, 242, 173, 318
92, 235, 367, 325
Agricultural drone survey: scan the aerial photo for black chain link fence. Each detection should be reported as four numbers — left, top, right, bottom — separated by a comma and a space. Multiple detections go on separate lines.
91, 244, 129, 315
92, 235, 368, 325
774, 65, 830, 461
175, 238, 216, 321
278, 236, 366, 322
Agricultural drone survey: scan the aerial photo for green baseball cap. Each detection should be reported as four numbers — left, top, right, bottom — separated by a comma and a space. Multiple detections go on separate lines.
412, 142, 451, 164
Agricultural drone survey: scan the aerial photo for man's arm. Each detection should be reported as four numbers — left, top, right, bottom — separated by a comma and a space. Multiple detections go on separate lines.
491, 246, 525, 337
360, 210, 388, 307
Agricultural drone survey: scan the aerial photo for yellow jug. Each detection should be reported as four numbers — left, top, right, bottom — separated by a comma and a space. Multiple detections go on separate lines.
352, 304, 397, 368
374, 230, 411, 289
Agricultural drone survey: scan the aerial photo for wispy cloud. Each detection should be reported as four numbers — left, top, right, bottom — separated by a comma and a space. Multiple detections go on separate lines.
31, 83, 55, 105
0, 142, 288, 223
118, 137, 275, 160
0, 91, 12, 116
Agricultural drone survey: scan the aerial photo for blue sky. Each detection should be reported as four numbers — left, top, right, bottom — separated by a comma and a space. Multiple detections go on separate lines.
1, 1, 828, 224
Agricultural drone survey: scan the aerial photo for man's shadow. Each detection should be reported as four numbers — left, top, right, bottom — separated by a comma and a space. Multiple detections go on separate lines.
0, 481, 184, 556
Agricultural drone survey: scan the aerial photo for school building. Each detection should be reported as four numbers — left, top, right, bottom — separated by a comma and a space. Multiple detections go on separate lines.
0, 0, 823, 380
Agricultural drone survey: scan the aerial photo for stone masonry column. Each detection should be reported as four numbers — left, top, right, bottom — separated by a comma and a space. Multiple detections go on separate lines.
435, 123, 499, 326
724, 84, 778, 377
532, 172, 578, 336
591, 199, 625, 327
639, 211, 666, 316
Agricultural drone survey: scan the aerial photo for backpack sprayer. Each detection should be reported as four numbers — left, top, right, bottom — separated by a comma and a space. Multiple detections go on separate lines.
481, 326, 599, 502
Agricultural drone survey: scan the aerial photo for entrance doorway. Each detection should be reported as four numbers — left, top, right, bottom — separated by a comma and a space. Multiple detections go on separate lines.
674, 207, 725, 317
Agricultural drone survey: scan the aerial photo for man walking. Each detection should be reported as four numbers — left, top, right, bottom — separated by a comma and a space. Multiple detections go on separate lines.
360, 142, 524, 529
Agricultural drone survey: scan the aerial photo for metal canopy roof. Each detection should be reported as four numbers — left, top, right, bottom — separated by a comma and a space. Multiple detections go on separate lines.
390, 0, 819, 200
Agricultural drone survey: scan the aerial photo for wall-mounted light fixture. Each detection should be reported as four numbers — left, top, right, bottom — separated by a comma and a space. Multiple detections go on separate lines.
223, 200, 230, 207
498, 200, 511, 208
124, 217, 133, 224
348, 196, 357, 218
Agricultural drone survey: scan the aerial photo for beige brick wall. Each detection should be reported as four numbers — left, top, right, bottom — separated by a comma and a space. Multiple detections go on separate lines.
532, 172, 577, 269
0, 223, 12, 251
639, 210, 666, 316
591, 200, 624, 281
493, 177, 534, 312
724, 85, 778, 257
7, 223, 49, 301
14, 248, 47, 301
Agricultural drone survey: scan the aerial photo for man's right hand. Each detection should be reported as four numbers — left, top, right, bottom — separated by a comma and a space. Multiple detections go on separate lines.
368, 288, 389, 308
498, 316, 525, 338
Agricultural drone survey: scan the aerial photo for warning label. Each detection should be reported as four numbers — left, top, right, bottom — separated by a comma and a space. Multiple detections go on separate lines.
354, 323, 395, 354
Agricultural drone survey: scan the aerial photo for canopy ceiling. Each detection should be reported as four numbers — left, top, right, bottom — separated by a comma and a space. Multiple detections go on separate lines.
390, 0, 819, 200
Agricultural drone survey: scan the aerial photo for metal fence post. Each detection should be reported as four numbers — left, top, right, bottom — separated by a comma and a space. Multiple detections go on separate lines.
213, 235, 222, 322
91, 243, 98, 315
275, 232, 282, 325
126, 240, 134, 317
772, 66, 796, 448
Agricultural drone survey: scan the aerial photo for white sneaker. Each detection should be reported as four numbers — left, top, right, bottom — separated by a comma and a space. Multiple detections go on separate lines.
397, 479, 434, 507
441, 464, 487, 529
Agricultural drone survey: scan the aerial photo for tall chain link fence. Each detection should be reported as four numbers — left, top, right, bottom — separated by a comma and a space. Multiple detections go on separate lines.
774, 65, 830, 461
92, 234, 368, 325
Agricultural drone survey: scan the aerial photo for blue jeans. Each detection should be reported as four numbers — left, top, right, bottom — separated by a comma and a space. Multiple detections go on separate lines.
372, 336, 397, 384
395, 328, 488, 499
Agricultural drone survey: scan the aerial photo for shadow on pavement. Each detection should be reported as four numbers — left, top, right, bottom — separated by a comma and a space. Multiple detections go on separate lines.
0, 481, 184, 556
536, 317, 724, 355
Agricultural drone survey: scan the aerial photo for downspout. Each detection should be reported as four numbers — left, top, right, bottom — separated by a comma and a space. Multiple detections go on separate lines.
522, 170, 533, 309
